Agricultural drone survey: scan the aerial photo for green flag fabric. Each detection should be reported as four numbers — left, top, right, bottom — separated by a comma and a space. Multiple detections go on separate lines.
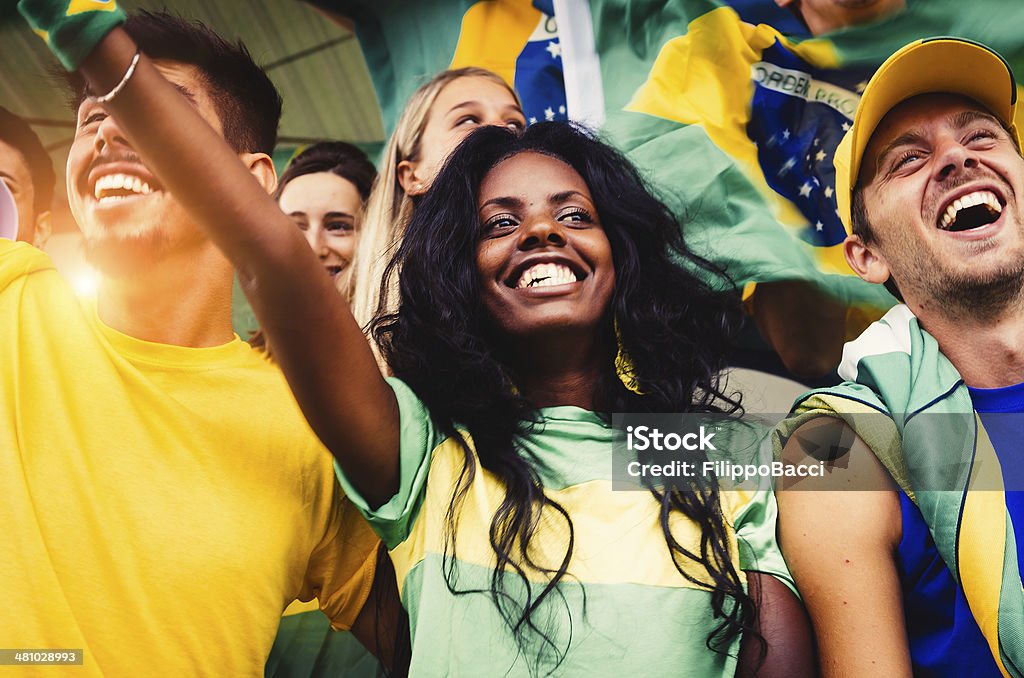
266, 607, 385, 678
306, 0, 569, 134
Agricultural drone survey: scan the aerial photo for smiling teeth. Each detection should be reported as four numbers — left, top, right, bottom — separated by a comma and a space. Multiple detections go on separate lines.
940, 190, 1002, 229
516, 263, 577, 289
94, 173, 153, 202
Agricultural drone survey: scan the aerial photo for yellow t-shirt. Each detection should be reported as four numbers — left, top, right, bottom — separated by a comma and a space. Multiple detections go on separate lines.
0, 241, 379, 676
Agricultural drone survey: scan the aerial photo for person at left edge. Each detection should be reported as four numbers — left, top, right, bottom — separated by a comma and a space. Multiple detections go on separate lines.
0, 106, 54, 247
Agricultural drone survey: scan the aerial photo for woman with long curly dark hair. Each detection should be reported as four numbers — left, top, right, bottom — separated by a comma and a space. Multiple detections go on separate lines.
359, 122, 813, 676
56, 25, 814, 676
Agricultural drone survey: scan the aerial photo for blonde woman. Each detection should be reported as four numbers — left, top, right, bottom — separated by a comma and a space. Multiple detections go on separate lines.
351, 67, 526, 329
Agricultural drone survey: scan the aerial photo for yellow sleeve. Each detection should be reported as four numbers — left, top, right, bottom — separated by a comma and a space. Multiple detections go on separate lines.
302, 483, 382, 631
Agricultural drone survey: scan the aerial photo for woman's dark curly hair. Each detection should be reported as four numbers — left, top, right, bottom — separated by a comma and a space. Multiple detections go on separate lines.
372, 122, 757, 674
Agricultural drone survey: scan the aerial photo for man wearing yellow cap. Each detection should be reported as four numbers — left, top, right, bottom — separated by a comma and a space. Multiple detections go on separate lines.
776, 38, 1024, 677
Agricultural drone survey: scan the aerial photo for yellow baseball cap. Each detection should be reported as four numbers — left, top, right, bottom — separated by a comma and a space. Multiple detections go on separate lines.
834, 37, 1020, 234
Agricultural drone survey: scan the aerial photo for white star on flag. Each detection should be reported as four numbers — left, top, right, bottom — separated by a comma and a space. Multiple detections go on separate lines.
544, 107, 555, 121
842, 122, 851, 131
824, 186, 834, 198
815, 150, 826, 162
798, 182, 813, 198
782, 128, 791, 140
778, 157, 796, 175
546, 41, 562, 59
529, 116, 537, 124
558, 105, 565, 115
815, 221, 824, 231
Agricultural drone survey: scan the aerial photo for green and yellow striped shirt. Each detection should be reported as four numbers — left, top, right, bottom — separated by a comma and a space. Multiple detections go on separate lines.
337, 378, 793, 676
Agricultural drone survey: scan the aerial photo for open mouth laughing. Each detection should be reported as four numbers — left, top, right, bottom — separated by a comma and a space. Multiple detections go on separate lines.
86, 160, 163, 210
937, 188, 1005, 233
93, 173, 155, 204
505, 259, 586, 290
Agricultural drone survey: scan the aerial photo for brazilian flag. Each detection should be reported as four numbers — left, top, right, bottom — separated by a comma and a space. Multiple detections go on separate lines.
308, 0, 569, 134
592, 0, 1024, 330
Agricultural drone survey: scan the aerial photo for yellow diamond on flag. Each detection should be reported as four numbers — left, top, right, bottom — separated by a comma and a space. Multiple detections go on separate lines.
449, 0, 540, 89
66, 0, 117, 17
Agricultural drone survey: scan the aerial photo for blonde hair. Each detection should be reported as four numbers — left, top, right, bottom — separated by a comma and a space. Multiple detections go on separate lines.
351, 67, 520, 330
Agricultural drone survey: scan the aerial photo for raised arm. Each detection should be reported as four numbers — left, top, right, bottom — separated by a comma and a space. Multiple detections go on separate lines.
25, 5, 399, 506
775, 420, 911, 677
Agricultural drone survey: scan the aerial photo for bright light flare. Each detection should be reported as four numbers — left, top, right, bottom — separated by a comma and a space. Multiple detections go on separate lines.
73, 269, 100, 298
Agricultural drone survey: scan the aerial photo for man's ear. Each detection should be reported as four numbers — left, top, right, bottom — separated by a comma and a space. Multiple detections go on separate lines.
397, 159, 427, 196
32, 210, 52, 249
241, 152, 277, 195
844, 234, 891, 284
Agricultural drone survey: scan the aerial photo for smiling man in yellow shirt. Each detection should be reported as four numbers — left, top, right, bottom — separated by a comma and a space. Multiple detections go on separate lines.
0, 10, 381, 676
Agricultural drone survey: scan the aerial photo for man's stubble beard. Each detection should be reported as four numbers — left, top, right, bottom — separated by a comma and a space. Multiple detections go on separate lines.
885, 218, 1024, 324
82, 225, 175, 279
936, 256, 1024, 323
